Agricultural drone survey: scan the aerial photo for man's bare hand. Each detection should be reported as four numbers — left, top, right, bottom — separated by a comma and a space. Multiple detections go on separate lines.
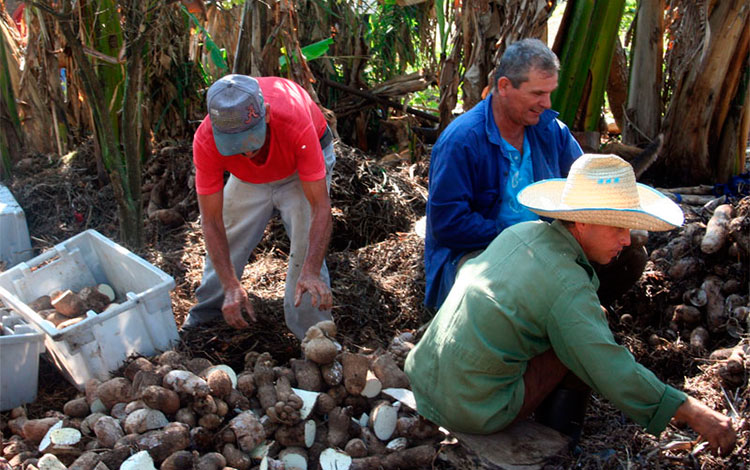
294, 272, 332, 310
674, 396, 736, 456
222, 286, 256, 329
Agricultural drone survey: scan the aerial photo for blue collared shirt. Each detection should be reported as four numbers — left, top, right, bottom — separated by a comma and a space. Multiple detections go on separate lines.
424, 95, 582, 309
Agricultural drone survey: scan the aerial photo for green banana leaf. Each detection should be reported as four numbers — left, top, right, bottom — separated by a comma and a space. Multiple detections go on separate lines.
182, 4, 228, 73
279, 37, 334, 70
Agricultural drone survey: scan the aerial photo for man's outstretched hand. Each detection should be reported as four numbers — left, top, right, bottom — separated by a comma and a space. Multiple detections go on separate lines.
674, 396, 736, 456
222, 285, 256, 329
295, 272, 333, 310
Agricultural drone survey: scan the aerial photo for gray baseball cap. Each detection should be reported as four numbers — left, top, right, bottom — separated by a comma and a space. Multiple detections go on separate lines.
206, 74, 267, 156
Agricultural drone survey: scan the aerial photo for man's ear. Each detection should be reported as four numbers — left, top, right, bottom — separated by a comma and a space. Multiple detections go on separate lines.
496, 76, 513, 96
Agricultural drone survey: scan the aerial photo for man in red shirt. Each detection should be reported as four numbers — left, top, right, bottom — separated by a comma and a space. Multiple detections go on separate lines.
184, 74, 335, 339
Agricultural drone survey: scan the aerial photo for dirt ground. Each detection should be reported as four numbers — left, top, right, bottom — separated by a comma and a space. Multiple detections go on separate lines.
2, 138, 749, 469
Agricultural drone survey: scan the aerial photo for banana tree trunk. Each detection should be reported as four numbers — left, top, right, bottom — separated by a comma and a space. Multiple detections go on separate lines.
661, 0, 750, 185
623, 0, 663, 146
47, 0, 144, 248
0, 21, 22, 178
551, 0, 625, 132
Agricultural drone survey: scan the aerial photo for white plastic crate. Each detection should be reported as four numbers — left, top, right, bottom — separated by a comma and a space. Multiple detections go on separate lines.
0, 229, 178, 391
0, 309, 44, 411
0, 184, 33, 268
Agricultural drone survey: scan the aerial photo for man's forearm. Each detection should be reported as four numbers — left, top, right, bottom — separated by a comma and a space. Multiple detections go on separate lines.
302, 209, 332, 276
202, 218, 241, 290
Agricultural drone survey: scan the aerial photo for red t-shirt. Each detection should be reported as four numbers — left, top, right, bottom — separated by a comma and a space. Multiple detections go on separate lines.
193, 77, 328, 195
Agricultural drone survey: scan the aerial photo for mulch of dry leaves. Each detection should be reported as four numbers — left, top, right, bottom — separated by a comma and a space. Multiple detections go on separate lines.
2, 138, 749, 469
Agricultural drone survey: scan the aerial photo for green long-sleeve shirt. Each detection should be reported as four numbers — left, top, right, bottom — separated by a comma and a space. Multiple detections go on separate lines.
405, 220, 686, 435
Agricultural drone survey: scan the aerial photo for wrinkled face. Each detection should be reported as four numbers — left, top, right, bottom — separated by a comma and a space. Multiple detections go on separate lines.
576, 223, 632, 265
498, 68, 558, 126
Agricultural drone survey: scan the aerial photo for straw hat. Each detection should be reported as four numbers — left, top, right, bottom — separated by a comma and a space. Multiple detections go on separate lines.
517, 154, 683, 231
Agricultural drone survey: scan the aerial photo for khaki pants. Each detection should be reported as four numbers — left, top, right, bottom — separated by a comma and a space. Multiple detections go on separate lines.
189, 142, 336, 339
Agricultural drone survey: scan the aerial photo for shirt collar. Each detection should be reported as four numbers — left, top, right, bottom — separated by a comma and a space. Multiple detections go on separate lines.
482, 93, 560, 145
550, 220, 599, 288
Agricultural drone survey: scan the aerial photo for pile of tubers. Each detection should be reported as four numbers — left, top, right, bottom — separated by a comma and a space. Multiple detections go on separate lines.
26, 284, 117, 331
642, 196, 749, 389
0, 321, 439, 470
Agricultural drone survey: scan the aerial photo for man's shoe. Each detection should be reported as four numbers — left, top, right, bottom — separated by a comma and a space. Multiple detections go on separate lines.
179, 312, 221, 331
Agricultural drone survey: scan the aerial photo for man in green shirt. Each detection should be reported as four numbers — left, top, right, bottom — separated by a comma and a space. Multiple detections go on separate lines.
404, 154, 736, 455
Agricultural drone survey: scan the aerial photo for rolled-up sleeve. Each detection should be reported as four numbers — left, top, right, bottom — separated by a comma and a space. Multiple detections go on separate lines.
546, 286, 687, 435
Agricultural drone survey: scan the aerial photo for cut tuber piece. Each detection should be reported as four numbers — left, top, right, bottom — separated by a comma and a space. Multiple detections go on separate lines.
319, 448, 352, 470
319, 445, 436, 470
291, 388, 321, 420
279, 446, 308, 470
120, 450, 157, 470
369, 401, 398, 441
360, 370, 382, 398
97, 283, 116, 302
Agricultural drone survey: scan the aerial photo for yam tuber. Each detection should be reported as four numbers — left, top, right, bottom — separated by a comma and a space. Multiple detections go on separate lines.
266, 376, 303, 425
93, 416, 124, 448
701, 204, 734, 254
222, 443, 252, 470
229, 411, 266, 453
163, 370, 210, 398
702, 276, 727, 332
254, 356, 279, 412
690, 326, 710, 353
321, 361, 343, 387
341, 353, 369, 396
326, 406, 353, 448
159, 450, 195, 470
671, 304, 702, 325
96, 377, 133, 410
63, 398, 90, 418
140, 385, 181, 415
291, 359, 324, 392
123, 408, 169, 434
371, 354, 410, 389
134, 422, 191, 464
51, 290, 86, 318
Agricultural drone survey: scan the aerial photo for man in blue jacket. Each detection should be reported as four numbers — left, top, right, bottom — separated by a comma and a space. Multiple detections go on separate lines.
425, 38, 583, 310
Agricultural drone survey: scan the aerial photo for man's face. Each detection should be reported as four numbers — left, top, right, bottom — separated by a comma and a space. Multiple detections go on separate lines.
576, 223, 632, 265
498, 68, 558, 126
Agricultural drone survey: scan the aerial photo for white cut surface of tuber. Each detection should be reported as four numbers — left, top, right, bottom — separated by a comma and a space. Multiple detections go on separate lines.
291, 388, 320, 420
38, 420, 63, 451
360, 370, 382, 398
370, 402, 399, 441
37, 454, 68, 470
319, 448, 352, 470
279, 447, 308, 470
120, 450, 157, 470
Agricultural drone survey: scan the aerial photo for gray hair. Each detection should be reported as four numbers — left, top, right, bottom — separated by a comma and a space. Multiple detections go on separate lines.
493, 38, 560, 91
